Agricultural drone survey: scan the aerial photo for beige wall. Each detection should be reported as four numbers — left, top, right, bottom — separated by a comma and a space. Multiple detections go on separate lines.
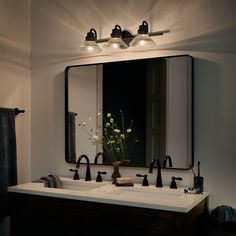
1, 0, 236, 210
0, 0, 31, 184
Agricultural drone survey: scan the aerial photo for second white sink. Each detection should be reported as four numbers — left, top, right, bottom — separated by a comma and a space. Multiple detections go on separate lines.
109, 186, 186, 201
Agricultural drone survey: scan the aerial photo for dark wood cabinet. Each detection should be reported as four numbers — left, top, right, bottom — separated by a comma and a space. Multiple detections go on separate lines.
9, 192, 208, 236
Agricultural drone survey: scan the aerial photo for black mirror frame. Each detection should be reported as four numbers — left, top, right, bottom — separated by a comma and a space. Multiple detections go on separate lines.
64, 54, 194, 170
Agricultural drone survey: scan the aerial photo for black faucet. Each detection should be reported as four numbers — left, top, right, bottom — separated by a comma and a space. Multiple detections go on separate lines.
96, 171, 107, 182
69, 169, 79, 180
170, 176, 183, 189
94, 152, 106, 164
136, 174, 149, 186
163, 155, 173, 168
149, 159, 163, 187
76, 154, 91, 181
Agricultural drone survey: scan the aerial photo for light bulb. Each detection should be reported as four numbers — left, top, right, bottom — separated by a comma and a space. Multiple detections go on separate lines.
129, 34, 156, 48
79, 41, 102, 54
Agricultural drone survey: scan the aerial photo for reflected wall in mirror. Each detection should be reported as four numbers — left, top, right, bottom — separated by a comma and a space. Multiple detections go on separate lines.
65, 55, 193, 169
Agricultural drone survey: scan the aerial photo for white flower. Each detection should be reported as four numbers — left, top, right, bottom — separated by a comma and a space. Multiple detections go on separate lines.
91, 135, 99, 144
78, 110, 137, 163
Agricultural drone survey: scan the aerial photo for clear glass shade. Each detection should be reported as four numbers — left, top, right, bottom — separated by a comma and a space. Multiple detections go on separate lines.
129, 34, 156, 47
79, 40, 102, 54
103, 37, 128, 51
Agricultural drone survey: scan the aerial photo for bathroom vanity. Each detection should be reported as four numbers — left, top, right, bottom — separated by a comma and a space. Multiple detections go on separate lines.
8, 178, 209, 236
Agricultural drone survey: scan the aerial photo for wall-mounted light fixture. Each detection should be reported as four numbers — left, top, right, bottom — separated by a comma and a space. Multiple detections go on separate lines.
129, 21, 156, 47
80, 21, 169, 54
103, 25, 128, 50
79, 28, 102, 54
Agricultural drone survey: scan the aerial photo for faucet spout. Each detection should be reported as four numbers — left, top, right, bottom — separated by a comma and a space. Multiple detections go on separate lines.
76, 154, 91, 181
94, 152, 106, 164
163, 155, 173, 168
149, 159, 163, 187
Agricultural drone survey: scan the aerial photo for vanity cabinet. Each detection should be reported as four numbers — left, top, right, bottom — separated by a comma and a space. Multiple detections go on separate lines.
9, 192, 208, 236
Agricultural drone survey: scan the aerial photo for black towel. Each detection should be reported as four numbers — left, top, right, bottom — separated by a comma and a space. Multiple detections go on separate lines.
34, 175, 62, 188
40, 176, 55, 188
48, 175, 62, 188
68, 112, 77, 163
0, 108, 17, 222
211, 205, 236, 222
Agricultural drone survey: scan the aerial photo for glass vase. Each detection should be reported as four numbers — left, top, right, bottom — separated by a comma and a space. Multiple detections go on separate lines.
111, 161, 121, 184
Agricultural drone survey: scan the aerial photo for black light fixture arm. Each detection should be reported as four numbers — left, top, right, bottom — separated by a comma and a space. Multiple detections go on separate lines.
96, 31, 169, 44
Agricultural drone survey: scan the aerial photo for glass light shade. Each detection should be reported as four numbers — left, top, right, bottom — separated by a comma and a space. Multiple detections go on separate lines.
79, 40, 102, 54
103, 37, 128, 51
129, 34, 156, 48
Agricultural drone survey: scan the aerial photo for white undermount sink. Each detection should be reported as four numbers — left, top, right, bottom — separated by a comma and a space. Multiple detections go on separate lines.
108, 186, 186, 201
100, 186, 190, 202
60, 178, 107, 192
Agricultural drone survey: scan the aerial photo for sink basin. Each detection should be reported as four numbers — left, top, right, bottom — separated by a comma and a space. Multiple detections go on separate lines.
60, 178, 107, 192
109, 186, 186, 201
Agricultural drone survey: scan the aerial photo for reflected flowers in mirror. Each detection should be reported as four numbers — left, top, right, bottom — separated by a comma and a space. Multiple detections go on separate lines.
78, 110, 138, 164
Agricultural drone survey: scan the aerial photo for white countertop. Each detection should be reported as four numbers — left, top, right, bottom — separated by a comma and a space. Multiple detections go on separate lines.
8, 177, 209, 213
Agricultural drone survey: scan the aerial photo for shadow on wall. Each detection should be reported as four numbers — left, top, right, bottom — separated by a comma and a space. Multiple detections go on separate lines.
194, 57, 220, 149
193, 57, 221, 207
160, 24, 236, 54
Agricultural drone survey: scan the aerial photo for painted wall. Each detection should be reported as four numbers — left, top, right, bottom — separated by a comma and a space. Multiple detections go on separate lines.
0, 0, 31, 184
0, 1, 30, 234
0, 0, 233, 211
166, 56, 192, 168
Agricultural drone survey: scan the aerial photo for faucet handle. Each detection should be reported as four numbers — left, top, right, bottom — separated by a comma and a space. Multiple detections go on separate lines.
136, 174, 149, 186
69, 169, 79, 180
170, 176, 183, 189
96, 171, 107, 182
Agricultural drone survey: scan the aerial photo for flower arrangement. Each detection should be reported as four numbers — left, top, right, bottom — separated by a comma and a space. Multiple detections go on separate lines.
78, 110, 138, 163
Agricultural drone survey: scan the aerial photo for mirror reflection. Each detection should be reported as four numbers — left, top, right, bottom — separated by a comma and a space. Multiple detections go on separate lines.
65, 55, 193, 169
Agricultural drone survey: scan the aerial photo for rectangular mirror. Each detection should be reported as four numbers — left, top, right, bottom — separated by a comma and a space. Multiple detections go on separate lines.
65, 55, 193, 169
